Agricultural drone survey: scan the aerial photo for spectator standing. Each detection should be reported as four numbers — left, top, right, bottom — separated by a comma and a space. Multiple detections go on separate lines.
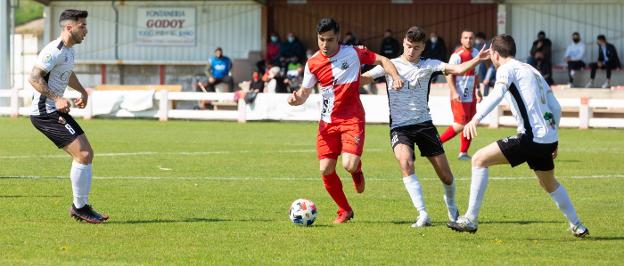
564, 32, 586, 87
423, 32, 448, 62
380, 29, 400, 59
587, 35, 622, 88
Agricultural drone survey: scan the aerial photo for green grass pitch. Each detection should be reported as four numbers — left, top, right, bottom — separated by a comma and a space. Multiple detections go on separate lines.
1, 117, 623, 264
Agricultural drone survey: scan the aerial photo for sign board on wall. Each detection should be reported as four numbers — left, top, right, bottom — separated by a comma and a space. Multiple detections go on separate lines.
136, 7, 196, 46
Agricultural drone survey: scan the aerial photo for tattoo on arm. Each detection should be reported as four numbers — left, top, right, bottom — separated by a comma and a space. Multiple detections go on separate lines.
28, 67, 59, 100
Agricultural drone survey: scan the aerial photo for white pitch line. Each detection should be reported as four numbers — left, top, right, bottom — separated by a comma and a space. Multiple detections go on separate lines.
2, 174, 623, 181
0, 148, 387, 160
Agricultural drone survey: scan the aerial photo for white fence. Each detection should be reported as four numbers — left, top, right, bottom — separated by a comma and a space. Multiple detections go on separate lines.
1, 89, 624, 129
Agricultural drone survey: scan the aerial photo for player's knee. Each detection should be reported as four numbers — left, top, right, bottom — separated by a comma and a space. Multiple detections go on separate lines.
319, 166, 335, 176
75, 149, 93, 164
343, 162, 358, 173
399, 159, 413, 174
471, 151, 487, 167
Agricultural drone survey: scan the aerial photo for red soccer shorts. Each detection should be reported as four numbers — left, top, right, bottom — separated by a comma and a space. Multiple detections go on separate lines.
451, 100, 477, 124
317, 121, 365, 160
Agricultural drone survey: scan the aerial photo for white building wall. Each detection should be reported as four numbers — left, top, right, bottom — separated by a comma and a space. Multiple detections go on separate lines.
47, 1, 262, 64
508, 2, 624, 65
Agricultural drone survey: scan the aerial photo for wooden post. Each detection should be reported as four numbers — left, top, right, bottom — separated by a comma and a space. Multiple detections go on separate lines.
237, 98, 246, 123
100, 64, 107, 84
84, 94, 93, 120
159, 90, 169, 121
579, 97, 590, 129
10, 88, 19, 118
488, 104, 502, 128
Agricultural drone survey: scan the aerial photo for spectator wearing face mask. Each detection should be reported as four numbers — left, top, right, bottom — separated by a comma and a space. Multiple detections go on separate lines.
280, 32, 306, 67
564, 32, 585, 87
530, 50, 554, 85
423, 32, 448, 62
256, 32, 282, 76
529, 31, 552, 66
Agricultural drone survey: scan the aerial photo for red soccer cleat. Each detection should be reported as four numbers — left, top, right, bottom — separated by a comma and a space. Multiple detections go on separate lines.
332, 209, 354, 224
352, 171, 365, 193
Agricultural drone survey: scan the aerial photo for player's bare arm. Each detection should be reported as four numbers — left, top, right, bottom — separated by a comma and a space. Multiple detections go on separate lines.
445, 74, 460, 102
29, 66, 71, 113
374, 54, 403, 89
360, 74, 374, 85
445, 46, 490, 76
69, 72, 88, 108
287, 87, 313, 106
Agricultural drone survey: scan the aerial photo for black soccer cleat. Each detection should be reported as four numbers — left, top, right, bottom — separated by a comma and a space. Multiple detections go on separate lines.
69, 204, 109, 224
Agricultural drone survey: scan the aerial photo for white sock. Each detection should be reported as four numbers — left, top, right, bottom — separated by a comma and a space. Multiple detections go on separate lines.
465, 167, 489, 222
70, 161, 92, 209
549, 184, 580, 227
403, 174, 427, 217
443, 180, 456, 209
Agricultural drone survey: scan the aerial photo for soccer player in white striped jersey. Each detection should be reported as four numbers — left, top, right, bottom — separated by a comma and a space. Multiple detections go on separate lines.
361, 26, 490, 227
28, 9, 108, 223
447, 34, 589, 237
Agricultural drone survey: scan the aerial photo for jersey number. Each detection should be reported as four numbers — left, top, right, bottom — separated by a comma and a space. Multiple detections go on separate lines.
65, 124, 76, 135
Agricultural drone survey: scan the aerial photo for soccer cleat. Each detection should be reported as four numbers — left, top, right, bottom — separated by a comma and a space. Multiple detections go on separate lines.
585, 81, 593, 88
446, 205, 460, 222
570, 222, 590, 238
352, 171, 365, 193
601, 81, 610, 89
411, 215, 432, 228
447, 216, 478, 233
332, 209, 354, 224
69, 204, 109, 224
457, 153, 472, 161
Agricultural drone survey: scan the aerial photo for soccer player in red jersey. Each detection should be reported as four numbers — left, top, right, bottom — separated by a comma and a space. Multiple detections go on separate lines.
288, 17, 403, 223
441, 30, 483, 161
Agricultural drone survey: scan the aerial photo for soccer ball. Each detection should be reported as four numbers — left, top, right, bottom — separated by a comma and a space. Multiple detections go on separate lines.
289, 199, 317, 226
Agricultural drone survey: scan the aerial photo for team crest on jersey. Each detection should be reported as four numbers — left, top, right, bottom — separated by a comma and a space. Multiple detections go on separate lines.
43, 53, 52, 63
58, 116, 67, 125
354, 135, 361, 144
341, 60, 349, 70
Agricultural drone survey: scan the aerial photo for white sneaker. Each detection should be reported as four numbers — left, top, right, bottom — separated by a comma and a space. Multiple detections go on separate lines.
447, 215, 478, 233
458, 153, 471, 161
601, 81, 610, 89
585, 81, 594, 88
570, 222, 589, 238
411, 215, 432, 228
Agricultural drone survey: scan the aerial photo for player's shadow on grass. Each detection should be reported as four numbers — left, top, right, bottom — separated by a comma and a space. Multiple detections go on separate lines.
0, 195, 63, 198
384, 220, 562, 226
528, 236, 624, 241
480, 220, 561, 225
109, 217, 275, 224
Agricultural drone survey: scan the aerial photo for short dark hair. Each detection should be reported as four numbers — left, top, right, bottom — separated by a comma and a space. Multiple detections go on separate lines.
572, 32, 580, 37
316, 17, 340, 34
59, 9, 88, 25
491, 34, 516, 57
538, 31, 546, 37
405, 26, 426, 43
597, 34, 606, 42
475, 32, 486, 39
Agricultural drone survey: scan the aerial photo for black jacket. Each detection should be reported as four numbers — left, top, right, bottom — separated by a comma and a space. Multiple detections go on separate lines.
598, 43, 622, 69
380, 37, 400, 59
423, 38, 448, 62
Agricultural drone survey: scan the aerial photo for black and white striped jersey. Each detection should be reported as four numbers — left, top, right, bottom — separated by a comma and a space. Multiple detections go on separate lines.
368, 57, 446, 129
474, 59, 561, 144
31, 38, 76, 116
